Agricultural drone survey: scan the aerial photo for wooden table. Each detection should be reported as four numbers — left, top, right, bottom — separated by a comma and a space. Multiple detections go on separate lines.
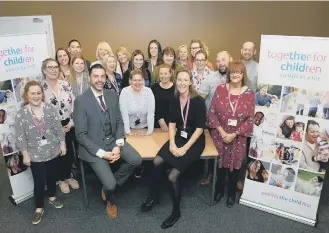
126, 128, 219, 205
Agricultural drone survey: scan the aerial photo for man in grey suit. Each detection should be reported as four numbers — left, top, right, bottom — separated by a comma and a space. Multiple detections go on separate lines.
73, 64, 142, 218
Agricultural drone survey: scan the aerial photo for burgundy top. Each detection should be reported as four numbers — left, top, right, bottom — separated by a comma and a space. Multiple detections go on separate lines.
207, 84, 255, 171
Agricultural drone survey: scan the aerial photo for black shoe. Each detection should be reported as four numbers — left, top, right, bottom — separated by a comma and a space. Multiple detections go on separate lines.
134, 165, 145, 179
141, 196, 157, 212
214, 193, 223, 204
226, 196, 235, 208
161, 211, 181, 229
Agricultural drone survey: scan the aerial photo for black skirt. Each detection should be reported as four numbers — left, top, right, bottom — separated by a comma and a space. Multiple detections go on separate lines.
158, 135, 205, 172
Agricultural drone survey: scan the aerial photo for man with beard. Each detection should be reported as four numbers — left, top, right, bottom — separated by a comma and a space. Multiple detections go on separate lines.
198, 51, 232, 186
199, 51, 232, 111
73, 64, 142, 218
241, 41, 259, 92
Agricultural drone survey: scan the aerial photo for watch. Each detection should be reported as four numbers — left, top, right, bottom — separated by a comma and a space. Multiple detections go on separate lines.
234, 131, 240, 137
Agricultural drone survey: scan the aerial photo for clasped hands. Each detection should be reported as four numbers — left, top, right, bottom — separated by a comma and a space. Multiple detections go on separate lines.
103, 146, 121, 163
221, 131, 237, 144
170, 143, 187, 157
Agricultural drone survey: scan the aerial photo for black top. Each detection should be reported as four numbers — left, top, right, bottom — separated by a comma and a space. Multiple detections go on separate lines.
169, 95, 206, 139
151, 83, 175, 127
121, 68, 151, 89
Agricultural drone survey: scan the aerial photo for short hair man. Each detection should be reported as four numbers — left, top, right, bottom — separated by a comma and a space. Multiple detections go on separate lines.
241, 41, 258, 92
198, 51, 232, 186
199, 51, 232, 111
73, 64, 142, 218
68, 39, 91, 68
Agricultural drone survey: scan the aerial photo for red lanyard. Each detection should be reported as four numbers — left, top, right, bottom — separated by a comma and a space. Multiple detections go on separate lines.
30, 107, 45, 138
180, 96, 190, 130
226, 84, 241, 117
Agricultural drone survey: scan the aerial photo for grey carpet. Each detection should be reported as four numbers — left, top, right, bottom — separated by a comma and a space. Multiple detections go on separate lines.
0, 161, 328, 233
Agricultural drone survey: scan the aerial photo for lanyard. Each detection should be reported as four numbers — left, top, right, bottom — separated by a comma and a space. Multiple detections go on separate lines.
180, 96, 190, 130
111, 79, 119, 93
226, 84, 241, 117
29, 105, 45, 138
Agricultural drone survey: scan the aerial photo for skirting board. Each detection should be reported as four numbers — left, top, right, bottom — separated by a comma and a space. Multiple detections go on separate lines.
239, 198, 316, 227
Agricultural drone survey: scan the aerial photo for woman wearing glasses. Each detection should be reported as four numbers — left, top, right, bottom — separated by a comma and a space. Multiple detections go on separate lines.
188, 39, 214, 71
191, 50, 213, 91
207, 60, 255, 208
41, 58, 79, 194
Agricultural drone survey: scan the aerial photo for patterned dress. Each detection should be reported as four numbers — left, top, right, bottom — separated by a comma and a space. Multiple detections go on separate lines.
207, 84, 255, 171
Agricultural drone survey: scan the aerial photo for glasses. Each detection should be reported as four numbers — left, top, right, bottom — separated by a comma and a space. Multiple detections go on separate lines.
230, 70, 243, 75
195, 59, 206, 62
46, 66, 59, 70
191, 47, 200, 50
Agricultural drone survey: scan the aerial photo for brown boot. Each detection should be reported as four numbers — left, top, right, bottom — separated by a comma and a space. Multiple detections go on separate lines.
106, 202, 118, 218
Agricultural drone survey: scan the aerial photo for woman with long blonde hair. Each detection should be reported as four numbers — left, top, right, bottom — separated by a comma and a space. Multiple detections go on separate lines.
91, 42, 122, 76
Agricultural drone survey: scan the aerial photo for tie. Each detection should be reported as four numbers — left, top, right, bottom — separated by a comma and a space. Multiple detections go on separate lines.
98, 95, 107, 111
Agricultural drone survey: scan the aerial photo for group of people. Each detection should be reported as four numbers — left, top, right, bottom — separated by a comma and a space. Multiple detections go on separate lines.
13, 38, 259, 228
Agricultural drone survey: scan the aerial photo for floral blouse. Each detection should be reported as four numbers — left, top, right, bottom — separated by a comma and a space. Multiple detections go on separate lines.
42, 80, 75, 126
15, 104, 65, 162
192, 67, 213, 91
105, 72, 122, 94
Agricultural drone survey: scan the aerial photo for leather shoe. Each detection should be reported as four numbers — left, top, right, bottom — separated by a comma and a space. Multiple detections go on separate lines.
106, 202, 118, 218
214, 193, 223, 204
141, 196, 157, 212
161, 211, 181, 229
226, 196, 235, 208
200, 174, 213, 186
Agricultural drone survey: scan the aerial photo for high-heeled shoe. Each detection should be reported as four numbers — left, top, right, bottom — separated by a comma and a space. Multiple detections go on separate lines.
161, 210, 181, 229
141, 195, 157, 212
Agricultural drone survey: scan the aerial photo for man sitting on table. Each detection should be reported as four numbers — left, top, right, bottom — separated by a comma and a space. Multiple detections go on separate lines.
73, 64, 142, 218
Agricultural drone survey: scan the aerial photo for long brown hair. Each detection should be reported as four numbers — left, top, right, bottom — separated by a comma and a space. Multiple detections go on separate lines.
174, 70, 198, 98
23, 80, 44, 105
68, 55, 88, 87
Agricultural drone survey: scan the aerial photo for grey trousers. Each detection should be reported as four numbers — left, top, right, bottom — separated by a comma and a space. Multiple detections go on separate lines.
89, 142, 142, 192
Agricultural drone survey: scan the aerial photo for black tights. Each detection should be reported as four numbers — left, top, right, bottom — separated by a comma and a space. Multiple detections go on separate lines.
216, 168, 240, 197
149, 156, 181, 214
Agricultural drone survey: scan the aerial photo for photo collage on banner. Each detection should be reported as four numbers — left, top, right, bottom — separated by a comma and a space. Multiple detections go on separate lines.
0, 33, 48, 180
248, 83, 328, 194
241, 35, 329, 224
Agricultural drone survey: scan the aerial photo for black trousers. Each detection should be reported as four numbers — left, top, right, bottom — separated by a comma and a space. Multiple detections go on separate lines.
31, 158, 57, 208
57, 119, 75, 181
216, 168, 240, 197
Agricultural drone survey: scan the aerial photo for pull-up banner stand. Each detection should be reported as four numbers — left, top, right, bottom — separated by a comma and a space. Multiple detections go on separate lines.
0, 16, 55, 204
240, 35, 329, 226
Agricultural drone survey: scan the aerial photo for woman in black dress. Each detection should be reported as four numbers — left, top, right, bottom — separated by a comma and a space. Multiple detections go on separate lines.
151, 63, 175, 131
141, 70, 206, 229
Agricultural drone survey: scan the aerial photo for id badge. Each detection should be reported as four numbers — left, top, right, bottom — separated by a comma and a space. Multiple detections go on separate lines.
228, 119, 237, 127
180, 131, 188, 139
38, 139, 48, 147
